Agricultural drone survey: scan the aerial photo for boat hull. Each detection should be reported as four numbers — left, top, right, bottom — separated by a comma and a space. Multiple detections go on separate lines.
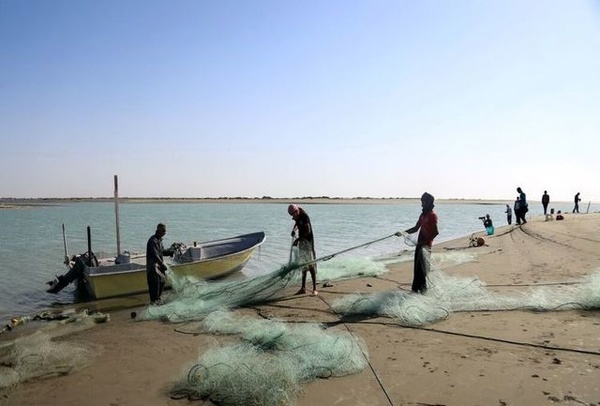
81, 262, 147, 300
78, 231, 265, 299
169, 231, 266, 280
169, 248, 255, 279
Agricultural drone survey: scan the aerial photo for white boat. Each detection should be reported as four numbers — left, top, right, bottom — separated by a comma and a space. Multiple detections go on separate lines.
168, 231, 266, 280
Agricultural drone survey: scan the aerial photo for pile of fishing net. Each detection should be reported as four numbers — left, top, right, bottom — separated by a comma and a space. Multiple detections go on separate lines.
170, 311, 368, 406
0, 331, 94, 392
0, 311, 106, 393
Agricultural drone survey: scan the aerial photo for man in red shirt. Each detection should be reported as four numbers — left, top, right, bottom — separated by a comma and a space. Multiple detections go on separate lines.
404, 192, 438, 294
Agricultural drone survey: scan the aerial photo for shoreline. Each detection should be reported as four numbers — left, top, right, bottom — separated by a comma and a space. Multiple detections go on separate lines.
0, 197, 579, 207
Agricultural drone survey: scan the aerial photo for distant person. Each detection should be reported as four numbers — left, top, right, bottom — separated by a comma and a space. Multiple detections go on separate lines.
505, 204, 512, 225
517, 187, 528, 224
573, 192, 581, 213
556, 210, 564, 220
400, 192, 438, 294
146, 223, 169, 305
288, 204, 318, 296
514, 197, 522, 225
480, 214, 494, 235
542, 191, 550, 215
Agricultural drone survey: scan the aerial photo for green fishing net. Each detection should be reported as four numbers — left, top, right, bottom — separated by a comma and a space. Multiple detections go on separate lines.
170, 311, 368, 406
332, 265, 600, 326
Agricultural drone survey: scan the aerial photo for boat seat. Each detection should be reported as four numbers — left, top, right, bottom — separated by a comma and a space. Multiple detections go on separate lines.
180, 246, 202, 263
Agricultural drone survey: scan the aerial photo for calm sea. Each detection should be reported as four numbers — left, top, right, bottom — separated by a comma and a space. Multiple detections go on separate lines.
1, 200, 595, 324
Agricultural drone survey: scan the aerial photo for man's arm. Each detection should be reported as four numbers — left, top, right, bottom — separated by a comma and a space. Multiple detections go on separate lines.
405, 221, 420, 234
150, 240, 168, 271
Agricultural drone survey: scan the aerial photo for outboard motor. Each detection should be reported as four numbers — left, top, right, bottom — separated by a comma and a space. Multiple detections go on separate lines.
46, 251, 98, 294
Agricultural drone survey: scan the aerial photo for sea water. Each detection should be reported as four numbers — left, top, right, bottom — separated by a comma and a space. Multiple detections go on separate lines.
0, 200, 595, 324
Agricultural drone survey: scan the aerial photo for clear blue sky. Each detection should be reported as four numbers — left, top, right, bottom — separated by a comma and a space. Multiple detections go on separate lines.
1, 0, 599, 201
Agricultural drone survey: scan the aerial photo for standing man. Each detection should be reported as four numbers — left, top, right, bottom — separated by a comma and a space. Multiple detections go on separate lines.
146, 223, 169, 305
542, 191, 550, 215
505, 204, 512, 225
288, 204, 318, 296
573, 192, 581, 213
517, 187, 528, 224
401, 192, 438, 294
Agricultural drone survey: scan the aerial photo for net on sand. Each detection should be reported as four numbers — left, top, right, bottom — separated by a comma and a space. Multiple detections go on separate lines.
170, 311, 368, 406
332, 264, 600, 326
0, 325, 98, 393
140, 239, 391, 406
143, 231, 600, 406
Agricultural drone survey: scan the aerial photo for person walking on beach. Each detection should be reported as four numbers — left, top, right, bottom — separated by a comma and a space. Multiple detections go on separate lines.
542, 191, 550, 215
517, 187, 528, 224
288, 204, 318, 296
146, 223, 169, 305
573, 192, 581, 213
401, 192, 438, 294
505, 204, 512, 225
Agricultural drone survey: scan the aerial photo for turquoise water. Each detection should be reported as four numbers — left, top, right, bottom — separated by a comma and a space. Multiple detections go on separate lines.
1, 200, 596, 324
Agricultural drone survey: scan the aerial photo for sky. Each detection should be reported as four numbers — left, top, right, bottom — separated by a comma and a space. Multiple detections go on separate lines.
1, 1, 599, 201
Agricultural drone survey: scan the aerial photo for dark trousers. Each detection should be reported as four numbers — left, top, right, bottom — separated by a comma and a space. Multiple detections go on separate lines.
147, 269, 165, 303
412, 245, 430, 293
543, 203, 548, 215
516, 207, 528, 224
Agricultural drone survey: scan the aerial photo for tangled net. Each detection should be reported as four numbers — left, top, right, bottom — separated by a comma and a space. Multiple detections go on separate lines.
332, 266, 600, 326
140, 255, 388, 322
170, 311, 368, 406
0, 312, 105, 394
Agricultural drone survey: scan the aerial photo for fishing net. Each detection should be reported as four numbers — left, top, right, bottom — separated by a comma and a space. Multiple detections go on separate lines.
139, 255, 388, 322
138, 230, 600, 405
332, 264, 600, 326
0, 310, 107, 393
138, 239, 389, 406
0, 330, 95, 392
170, 311, 368, 406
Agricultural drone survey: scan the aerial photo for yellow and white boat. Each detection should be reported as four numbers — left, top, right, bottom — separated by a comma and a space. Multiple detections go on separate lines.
168, 231, 266, 280
49, 231, 266, 300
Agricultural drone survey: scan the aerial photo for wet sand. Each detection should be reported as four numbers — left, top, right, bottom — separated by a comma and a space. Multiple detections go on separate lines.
2, 212, 599, 406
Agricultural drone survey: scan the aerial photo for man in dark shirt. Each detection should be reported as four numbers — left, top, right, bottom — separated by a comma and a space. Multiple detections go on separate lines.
146, 223, 169, 305
573, 192, 581, 213
288, 204, 318, 296
542, 191, 550, 215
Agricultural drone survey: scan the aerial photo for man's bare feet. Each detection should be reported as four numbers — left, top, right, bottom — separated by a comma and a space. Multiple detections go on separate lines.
311, 290, 318, 296
295, 288, 306, 295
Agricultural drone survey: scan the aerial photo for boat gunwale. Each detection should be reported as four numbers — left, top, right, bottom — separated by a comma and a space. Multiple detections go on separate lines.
170, 232, 265, 269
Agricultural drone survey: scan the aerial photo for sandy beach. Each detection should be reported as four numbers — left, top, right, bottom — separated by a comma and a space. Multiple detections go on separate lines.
2, 213, 600, 406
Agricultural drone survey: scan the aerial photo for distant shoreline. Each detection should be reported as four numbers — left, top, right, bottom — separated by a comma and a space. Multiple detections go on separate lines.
2, 197, 521, 208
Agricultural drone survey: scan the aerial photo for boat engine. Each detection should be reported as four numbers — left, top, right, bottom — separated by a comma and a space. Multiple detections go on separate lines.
46, 251, 98, 294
